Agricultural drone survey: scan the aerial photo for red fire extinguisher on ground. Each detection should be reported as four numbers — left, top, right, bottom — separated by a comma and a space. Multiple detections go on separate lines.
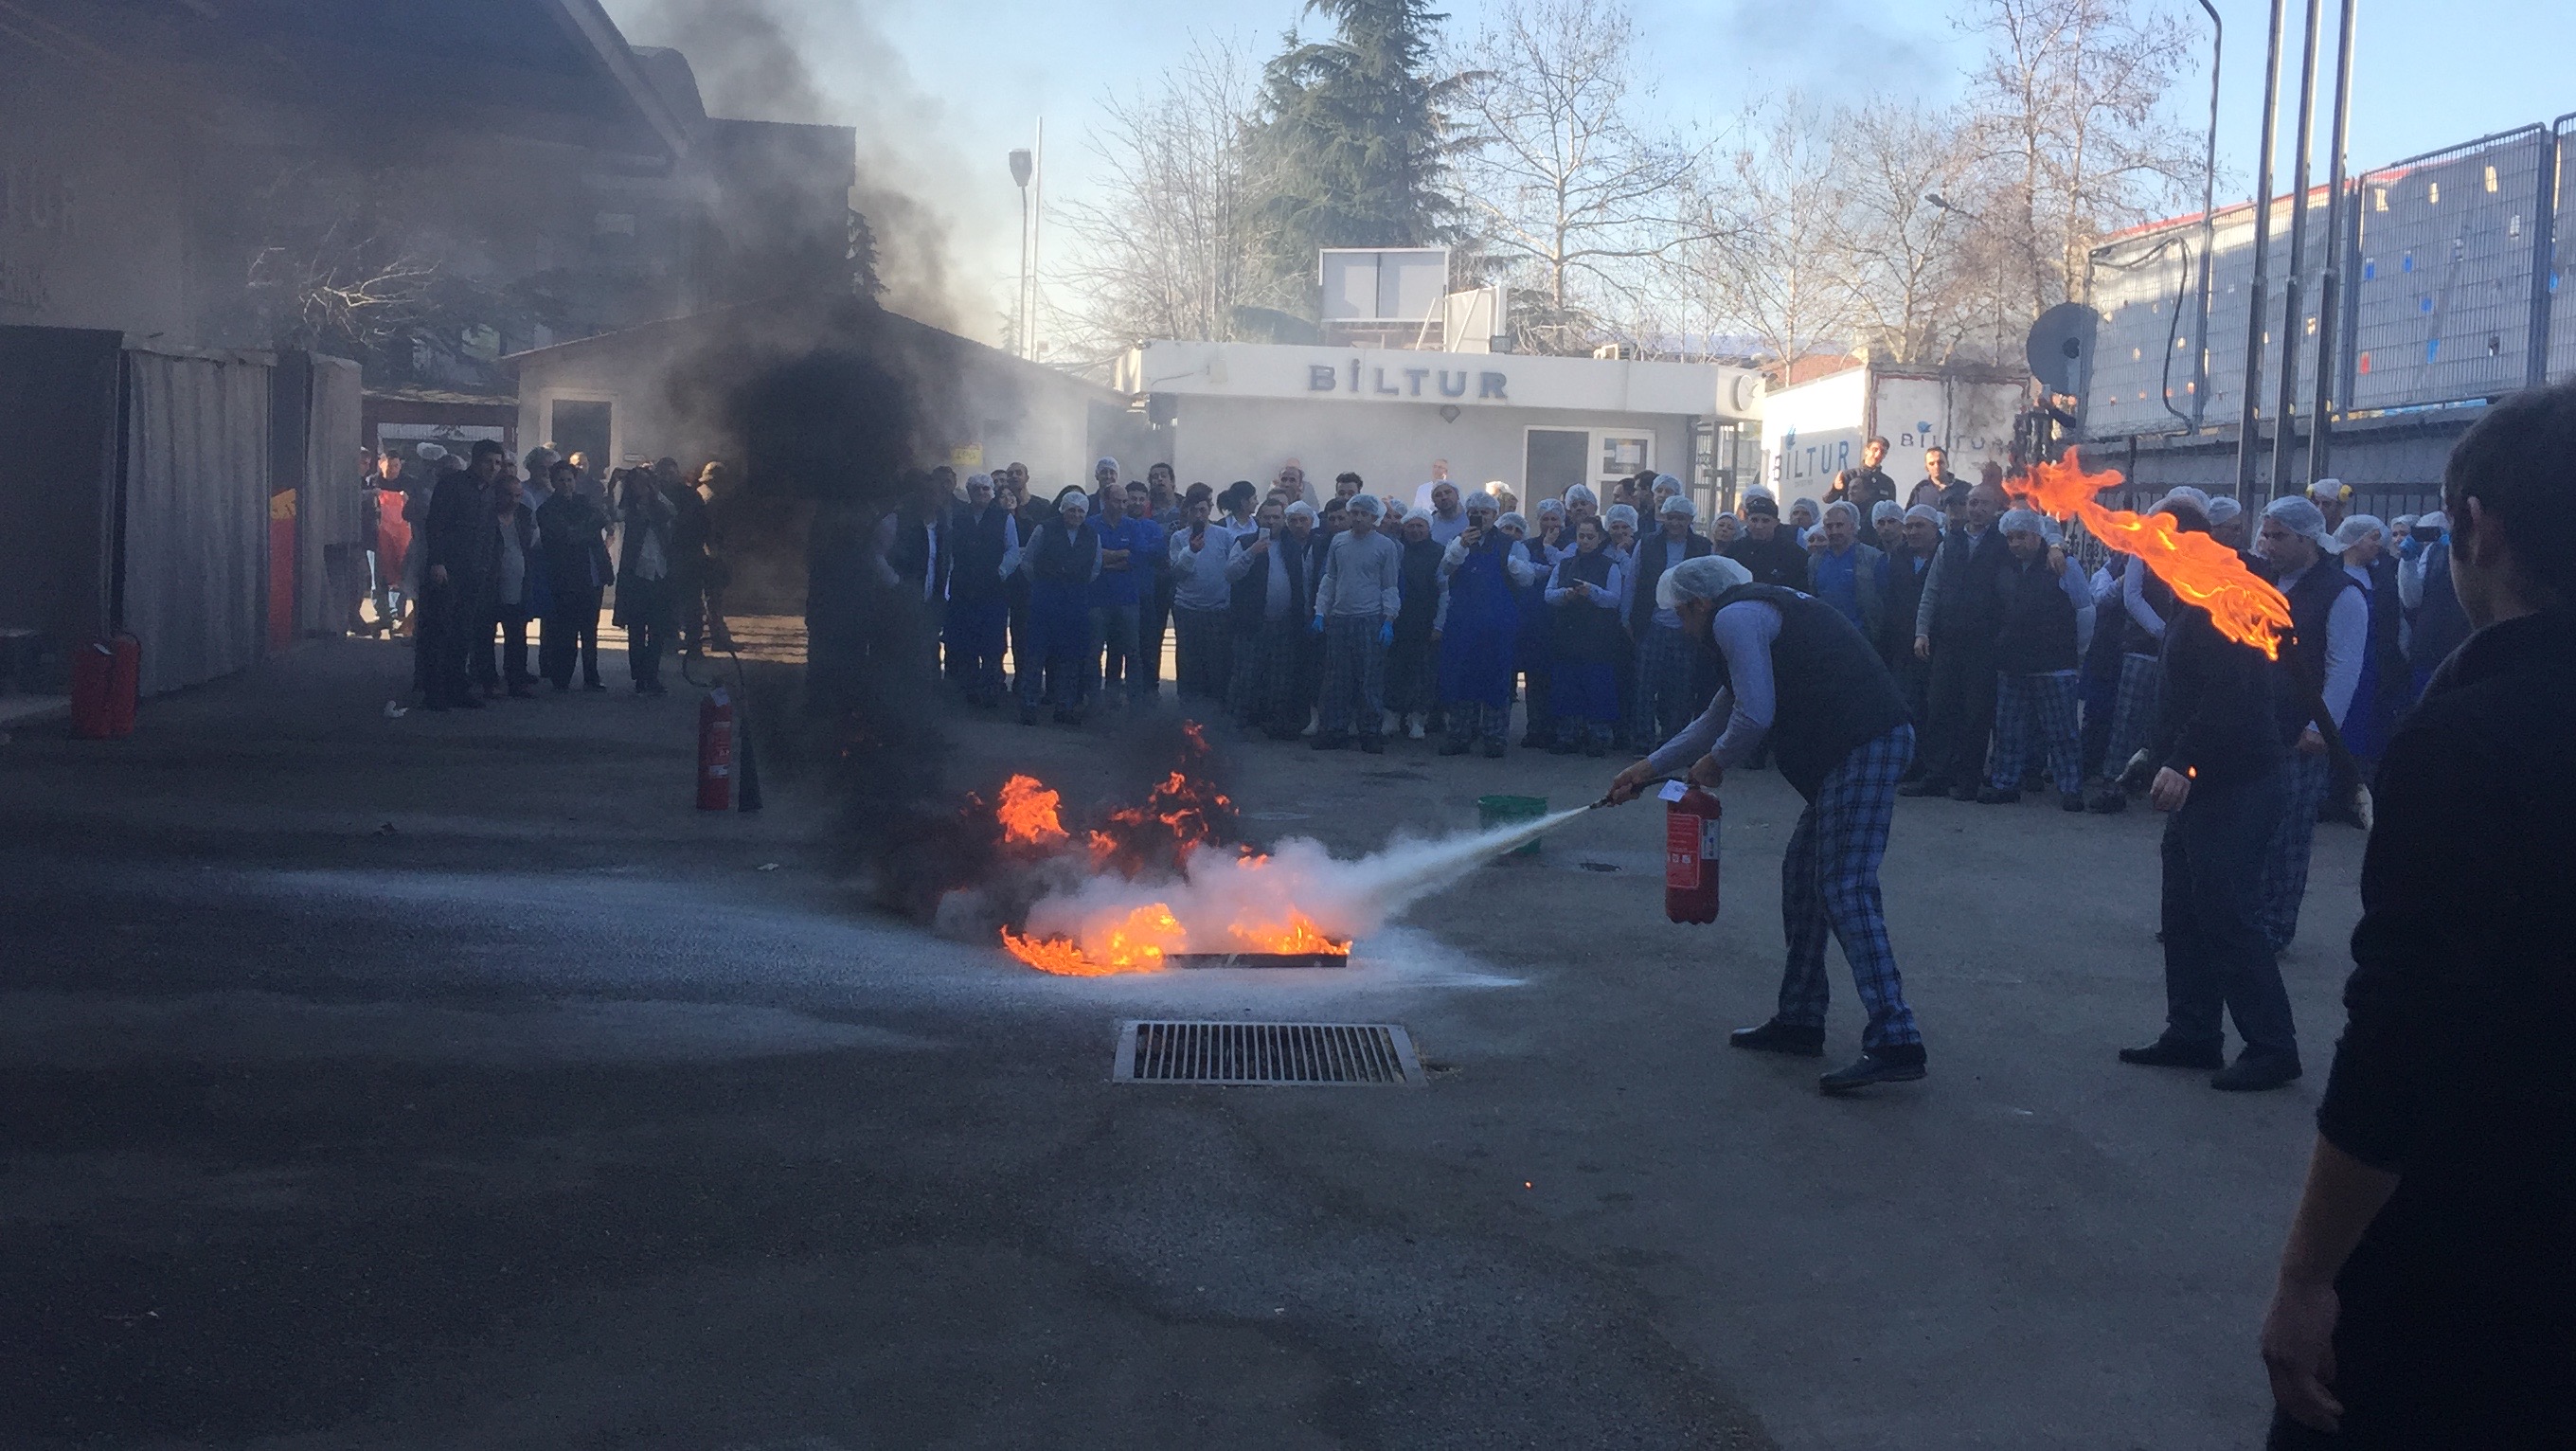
1664, 780, 1722, 923
71, 635, 141, 740
696, 687, 734, 811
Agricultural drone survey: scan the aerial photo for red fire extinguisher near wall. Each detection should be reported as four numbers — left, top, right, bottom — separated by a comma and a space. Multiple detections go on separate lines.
1663, 780, 1722, 923
71, 635, 142, 741
696, 687, 735, 811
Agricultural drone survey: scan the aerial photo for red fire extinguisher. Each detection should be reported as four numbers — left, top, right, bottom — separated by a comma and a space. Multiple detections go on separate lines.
71, 635, 141, 741
696, 687, 735, 811
1664, 781, 1722, 923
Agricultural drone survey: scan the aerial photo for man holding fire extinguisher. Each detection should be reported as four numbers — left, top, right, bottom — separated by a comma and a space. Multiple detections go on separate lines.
1606, 554, 1926, 1095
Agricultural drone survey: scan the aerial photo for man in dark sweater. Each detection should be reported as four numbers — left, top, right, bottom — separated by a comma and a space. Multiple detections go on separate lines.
2117, 510, 2299, 1092
2259, 384, 2575, 1448
1723, 493, 1810, 588
1901, 475, 2012, 799
1607, 554, 1924, 1096
418, 439, 508, 710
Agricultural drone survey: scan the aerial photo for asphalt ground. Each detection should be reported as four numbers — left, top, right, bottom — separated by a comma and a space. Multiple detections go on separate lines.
0, 638, 2365, 1449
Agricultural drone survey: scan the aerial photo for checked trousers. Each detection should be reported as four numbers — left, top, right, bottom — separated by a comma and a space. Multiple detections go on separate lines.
2101, 653, 2161, 782
1636, 622, 1702, 746
1777, 724, 1923, 1049
1318, 615, 1386, 737
2258, 749, 2334, 953
1988, 671, 2084, 795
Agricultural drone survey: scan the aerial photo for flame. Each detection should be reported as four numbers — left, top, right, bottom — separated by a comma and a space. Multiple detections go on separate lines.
995, 774, 1067, 846
997, 903, 1195, 975
1228, 909, 1352, 956
2012, 451, 2293, 660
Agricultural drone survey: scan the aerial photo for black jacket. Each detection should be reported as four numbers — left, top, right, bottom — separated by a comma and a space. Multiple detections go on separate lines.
1992, 553, 2080, 675
1829, 466, 1897, 510
1707, 583, 1912, 801
947, 502, 1011, 602
421, 472, 495, 593
1628, 528, 1712, 634
1725, 529, 1810, 590
1882, 548, 1936, 667
535, 490, 610, 599
2150, 564, 2287, 792
1228, 531, 1313, 628
2317, 610, 2576, 1344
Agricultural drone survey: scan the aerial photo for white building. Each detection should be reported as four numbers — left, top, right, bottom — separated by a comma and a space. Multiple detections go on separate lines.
1115, 340, 1764, 514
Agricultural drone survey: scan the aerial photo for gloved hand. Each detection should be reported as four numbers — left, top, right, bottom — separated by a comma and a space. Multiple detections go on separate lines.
1310, 614, 1326, 636
1377, 621, 1394, 647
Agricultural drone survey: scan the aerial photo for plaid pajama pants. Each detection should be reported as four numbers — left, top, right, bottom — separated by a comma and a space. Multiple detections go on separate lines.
1637, 621, 1702, 745
1778, 724, 1922, 1049
1988, 671, 2084, 794
2101, 653, 2160, 781
2258, 749, 2333, 953
1319, 615, 1386, 736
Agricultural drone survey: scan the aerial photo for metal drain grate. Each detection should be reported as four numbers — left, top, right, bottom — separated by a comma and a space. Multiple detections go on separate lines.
1113, 1021, 1425, 1086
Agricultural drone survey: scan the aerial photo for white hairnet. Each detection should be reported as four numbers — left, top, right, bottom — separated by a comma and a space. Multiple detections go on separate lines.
2333, 514, 2386, 553
2206, 495, 2245, 526
1655, 554, 1755, 611
2417, 510, 2448, 532
1658, 493, 1698, 519
1652, 473, 1682, 494
1285, 500, 1317, 522
2262, 494, 2334, 545
1905, 504, 1942, 526
1605, 503, 1639, 528
1094, 457, 1119, 475
414, 442, 449, 462
1496, 511, 1528, 532
1822, 499, 1860, 525
1871, 500, 1904, 526
1997, 507, 2048, 536
1535, 497, 1565, 517
1346, 493, 1385, 520
966, 472, 993, 490
2307, 476, 2350, 502
1464, 492, 1500, 515
1055, 489, 1090, 515
1564, 484, 1598, 508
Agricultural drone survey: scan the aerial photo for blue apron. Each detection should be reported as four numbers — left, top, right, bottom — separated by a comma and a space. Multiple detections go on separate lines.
1438, 543, 1519, 708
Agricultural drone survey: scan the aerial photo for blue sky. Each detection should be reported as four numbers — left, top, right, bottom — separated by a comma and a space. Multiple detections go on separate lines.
612, 0, 2575, 347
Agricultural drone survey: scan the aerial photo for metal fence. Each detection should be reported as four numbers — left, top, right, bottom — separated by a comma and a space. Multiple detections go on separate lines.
2086, 113, 2571, 440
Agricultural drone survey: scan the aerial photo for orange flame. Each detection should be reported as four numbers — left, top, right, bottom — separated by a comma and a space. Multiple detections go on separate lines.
2012, 451, 2293, 660
1228, 909, 1352, 956
995, 774, 1067, 846
998, 903, 1188, 976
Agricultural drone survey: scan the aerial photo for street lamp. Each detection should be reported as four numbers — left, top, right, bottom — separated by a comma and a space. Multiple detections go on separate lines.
1010, 148, 1033, 359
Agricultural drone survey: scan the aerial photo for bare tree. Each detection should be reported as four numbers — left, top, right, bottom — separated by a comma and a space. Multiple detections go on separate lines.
1957, 0, 2198, 320
1054, 36, 1280, 363
1834, 107, 1990, 364
1660, 98, 1860, 372
1443, 0, 1704, 355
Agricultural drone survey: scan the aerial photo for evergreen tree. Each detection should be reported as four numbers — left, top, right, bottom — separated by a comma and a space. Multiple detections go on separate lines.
1253, 0, 1464, 308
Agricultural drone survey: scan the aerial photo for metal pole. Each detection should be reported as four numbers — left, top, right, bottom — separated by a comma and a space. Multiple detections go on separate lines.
1015, 183, 1031, 358
2191, 0, 2224, 429
2269, 0, 2324, 496
2233, 0, 2289, 504
1014, 117, 1035, 363
2306, 0, 2358, 482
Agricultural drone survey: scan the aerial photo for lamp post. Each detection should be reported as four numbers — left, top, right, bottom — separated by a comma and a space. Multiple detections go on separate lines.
1010, 148, 1033, 359
2190, 0, 2223, 431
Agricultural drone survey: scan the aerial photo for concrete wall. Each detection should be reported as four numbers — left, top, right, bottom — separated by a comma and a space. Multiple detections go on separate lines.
0, 64, 197, 341
1154, 397, 1693, 506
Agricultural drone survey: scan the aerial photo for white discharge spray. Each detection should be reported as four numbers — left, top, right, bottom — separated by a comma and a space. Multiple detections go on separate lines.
1018, 807, 1593, 962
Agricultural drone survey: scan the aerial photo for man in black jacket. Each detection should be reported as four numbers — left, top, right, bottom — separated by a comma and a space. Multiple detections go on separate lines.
1901, 476, 2012, 799
534, 458, 611, 691
2259, 382, 2575, 1449
1724, 493, 1810, 588
944, 474, 1012, 706
1828, 436, 1898, 511
2118, 512, 2300, 1092
418, 439, 509, 709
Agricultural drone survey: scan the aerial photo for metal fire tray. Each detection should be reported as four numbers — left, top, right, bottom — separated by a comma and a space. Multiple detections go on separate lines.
1168, 952, 1351, 970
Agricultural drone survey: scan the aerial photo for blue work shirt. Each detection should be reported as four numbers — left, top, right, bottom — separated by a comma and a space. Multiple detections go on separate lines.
1091, 513, 1157, 607
1814, 544, 1863, 631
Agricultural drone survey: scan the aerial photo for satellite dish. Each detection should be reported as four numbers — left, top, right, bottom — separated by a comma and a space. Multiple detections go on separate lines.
2026, 302, 2100, 396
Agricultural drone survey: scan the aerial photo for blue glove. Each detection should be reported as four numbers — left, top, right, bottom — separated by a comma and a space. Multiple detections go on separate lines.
1377, 621, 1394, 647
1310, 614, 1326, 636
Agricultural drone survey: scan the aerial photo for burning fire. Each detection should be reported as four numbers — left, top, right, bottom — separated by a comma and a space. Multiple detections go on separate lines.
981, 729, 1351, 975
994, 774, 1067, 847
2013, 451, 2293, 660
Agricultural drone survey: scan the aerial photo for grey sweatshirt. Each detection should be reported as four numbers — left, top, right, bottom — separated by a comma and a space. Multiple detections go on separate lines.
1314, 528, 1404, 621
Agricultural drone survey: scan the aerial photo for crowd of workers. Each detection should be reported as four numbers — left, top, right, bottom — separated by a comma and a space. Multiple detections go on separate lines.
361, 440, 728, 709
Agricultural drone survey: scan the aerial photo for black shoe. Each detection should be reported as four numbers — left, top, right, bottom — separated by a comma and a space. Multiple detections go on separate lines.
452, 694, 486, 709
2211, 1052, 2302, 1092
1727, 1019, 1826, 1057
2118, 1037, 2226, 1070
1481, 740, 1505, 759
2086, 788, 2128, 815
1897, 777, 1951, 797
507, 686, 536, 699
1358, 735, 1385, 754
1311, 732, 1349, 751
582, 680, 608, 692
1439, 738, 1469, 757
1547, 740, 1578, 756
2060, 791, 2087, 813
1819, 1044, 1927, 1095
1949, 782, 1980, 802
1019, 706, 1040, 726
1520, 732, 1549, 749
1976, 786, 2020, 805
